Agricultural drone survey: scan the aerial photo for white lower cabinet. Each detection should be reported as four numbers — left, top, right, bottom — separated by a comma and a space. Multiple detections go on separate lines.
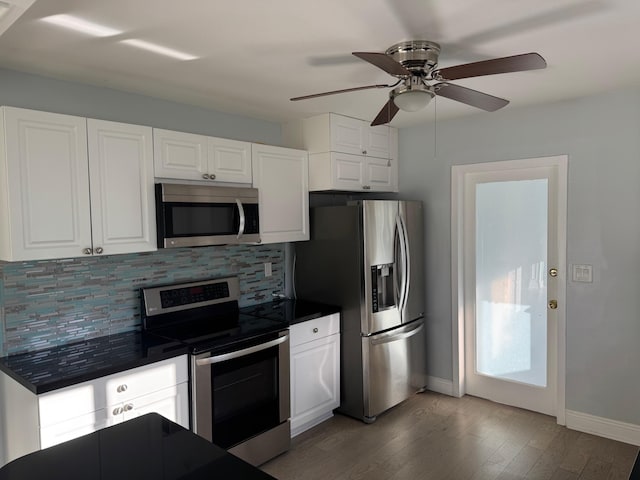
289, 313, 340, 437
0, 355, 189, 466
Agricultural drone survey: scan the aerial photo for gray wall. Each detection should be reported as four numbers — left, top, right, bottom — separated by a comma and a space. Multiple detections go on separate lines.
399, 88, 640, 425
0, 68, 282, 144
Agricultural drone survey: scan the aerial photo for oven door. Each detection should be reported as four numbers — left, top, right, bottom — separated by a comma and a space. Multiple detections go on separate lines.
191, 331, 290, 449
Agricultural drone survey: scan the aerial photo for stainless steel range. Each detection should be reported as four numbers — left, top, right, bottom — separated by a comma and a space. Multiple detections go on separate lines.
140, 277, 290, 466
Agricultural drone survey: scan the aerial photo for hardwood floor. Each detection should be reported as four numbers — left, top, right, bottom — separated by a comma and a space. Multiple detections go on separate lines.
261, 392, 639, 480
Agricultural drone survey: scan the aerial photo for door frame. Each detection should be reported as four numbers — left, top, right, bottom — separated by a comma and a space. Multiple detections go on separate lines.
451, 155, 568, 425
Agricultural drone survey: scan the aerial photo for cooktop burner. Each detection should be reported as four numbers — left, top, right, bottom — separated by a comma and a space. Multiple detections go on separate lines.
140, 277, 288, 354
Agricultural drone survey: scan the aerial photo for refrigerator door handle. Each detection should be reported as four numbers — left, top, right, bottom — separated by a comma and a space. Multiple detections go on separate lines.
370, 321, 424, 346
397, 214, 410, 314
393, 219, 401, 308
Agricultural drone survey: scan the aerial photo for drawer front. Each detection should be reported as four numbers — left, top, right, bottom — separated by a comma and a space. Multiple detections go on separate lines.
39, 380, 108, 427
290, 313, 340, 347
40, 409, 112, 449
105, 355, 188, 404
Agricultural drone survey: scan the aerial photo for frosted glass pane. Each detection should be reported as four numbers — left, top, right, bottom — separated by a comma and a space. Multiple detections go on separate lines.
475, 179, 548, 387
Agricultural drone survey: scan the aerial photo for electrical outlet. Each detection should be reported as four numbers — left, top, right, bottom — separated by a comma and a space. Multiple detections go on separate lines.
264, 262, 272, 277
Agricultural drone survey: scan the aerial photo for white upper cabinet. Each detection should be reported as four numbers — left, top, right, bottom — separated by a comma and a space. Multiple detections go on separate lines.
154, 128, 252, 183
283, 113, 398, 192
87, 119, 156, 255
0, 107, 156, 261
252, 144, 309, 243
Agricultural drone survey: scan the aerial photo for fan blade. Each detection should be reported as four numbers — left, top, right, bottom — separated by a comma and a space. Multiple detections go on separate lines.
352, 52, 411, 77
433, 53, 546, 81
290, 84, 391, 101
434, 83, 509, 112
371, 100, 400, 126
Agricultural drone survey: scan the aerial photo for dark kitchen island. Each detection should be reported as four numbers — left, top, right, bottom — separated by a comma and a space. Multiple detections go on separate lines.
0, 413, 276, 480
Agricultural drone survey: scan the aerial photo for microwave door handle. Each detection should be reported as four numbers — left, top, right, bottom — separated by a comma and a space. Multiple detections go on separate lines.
236, 199, 245, 239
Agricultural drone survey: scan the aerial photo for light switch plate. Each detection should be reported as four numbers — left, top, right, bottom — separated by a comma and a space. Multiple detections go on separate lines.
572, 264, 593, 283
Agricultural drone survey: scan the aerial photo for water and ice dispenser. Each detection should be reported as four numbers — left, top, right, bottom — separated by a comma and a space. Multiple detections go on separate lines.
370, 263, 396, 313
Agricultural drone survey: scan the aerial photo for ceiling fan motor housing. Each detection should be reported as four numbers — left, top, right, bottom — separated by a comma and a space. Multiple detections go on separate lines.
385, 40, 441, 74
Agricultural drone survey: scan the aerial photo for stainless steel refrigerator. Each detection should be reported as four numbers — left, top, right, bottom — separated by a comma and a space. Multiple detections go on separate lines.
295, 200, 427, 422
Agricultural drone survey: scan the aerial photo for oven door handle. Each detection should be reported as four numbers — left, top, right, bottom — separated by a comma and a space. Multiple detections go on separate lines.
195, 334, 289, 366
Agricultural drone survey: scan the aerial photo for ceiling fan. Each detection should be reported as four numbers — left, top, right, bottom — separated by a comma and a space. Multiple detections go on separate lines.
290, 41, 547, 126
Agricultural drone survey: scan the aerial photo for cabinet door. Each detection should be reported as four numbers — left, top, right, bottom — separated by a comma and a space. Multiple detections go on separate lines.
122, 383, 189, 429
331, 152, 365, 191
252, 144, 309, 243
329, 114, 364, 156
1, 107, 92, 261
87, 119, 156, 255
153, 128, 208, 180
208, 137, 252, 183
40, 410, 112, 449
364, 157, 396, 192
363, 124, 391, 159
290, 334, 340, 435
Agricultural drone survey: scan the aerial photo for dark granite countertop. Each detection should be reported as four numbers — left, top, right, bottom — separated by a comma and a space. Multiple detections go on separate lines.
0, 413, 276, 480
0, 331, 188, 395
240, 298, 341, 326
0, 299, 340, 395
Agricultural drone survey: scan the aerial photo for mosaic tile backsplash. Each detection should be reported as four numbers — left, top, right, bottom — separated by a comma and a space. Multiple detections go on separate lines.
0, 244, 284, 356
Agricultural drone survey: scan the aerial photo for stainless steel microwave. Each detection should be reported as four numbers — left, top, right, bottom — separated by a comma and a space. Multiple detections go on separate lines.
155, 183, 260, 248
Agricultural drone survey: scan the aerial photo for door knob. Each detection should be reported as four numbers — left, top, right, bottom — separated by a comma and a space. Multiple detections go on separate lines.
548, 300, 558, 309
549, 268, 558, 277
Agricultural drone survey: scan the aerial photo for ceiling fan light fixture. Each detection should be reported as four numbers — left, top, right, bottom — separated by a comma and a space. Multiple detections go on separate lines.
391, 77, 434, 112
393, 89, 433, 112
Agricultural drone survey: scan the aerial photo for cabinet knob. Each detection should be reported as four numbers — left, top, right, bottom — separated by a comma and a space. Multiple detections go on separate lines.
95, 247, 104, 254
313, 327, 319, 334
209, 173, 216, 180
363, 185, 371, 190
113, 407, 123, 415
82, 248, 93, 255
202, 173, 210, 179
362, 150, 367, 155
117, 384, 128, 393
124, 403, 134, 412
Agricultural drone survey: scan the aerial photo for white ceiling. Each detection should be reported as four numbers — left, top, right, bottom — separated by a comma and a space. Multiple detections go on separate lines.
0, 0, 639, 127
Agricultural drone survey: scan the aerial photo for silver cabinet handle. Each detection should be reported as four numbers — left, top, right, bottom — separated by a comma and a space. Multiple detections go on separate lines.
123, 403, 134, 412
209, 173, 216, 180
236, 199, 245, 239
83, 248, 93, 255
202, 173, 209, 179
95, 247, 104, 254
113, 407, 122, 415
313, 328, 319, 333
196, 334, 288, 366
116, 384, 128, 393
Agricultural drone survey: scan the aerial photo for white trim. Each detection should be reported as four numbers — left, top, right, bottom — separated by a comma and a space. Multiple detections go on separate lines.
451, 155, 568, 421
566, 410, 640, 446
425, 376, 455, 396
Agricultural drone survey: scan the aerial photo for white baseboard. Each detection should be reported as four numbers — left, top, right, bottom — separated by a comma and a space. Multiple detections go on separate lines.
565, 410, 640, 446
425, 376, 454, 396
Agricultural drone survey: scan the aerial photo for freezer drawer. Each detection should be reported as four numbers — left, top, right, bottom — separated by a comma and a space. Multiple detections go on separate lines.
363, 319, 427, 420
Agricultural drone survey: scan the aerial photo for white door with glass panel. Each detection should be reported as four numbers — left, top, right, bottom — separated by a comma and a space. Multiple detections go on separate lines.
461, 157, 566, 417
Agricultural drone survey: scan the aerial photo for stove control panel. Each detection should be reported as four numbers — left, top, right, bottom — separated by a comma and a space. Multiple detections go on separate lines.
160, 282, 230, 308
142, 277, 240, 316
